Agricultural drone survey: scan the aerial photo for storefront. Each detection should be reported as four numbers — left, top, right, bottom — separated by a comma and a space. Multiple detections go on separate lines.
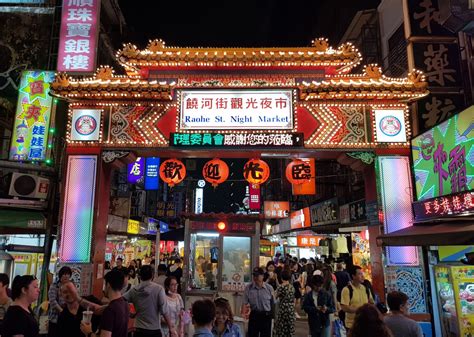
51, 38, 429, 300
378, 105, 474, 337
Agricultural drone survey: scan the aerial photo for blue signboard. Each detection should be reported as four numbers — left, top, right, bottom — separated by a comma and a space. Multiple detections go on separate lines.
127, 157, 144, 184
159, 221, 169, 233
145, 157, 160, 190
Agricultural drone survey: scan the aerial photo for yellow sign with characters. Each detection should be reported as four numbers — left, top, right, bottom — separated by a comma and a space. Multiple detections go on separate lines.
127, 219, 140, 234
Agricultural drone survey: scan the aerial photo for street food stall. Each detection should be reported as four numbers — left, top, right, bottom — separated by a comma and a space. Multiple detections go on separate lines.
183, 214, 260, 315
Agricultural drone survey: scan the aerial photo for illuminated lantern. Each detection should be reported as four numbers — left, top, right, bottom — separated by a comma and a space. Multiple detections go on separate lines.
285, 159, 312, 185
202, 158, 229, 187
159, 158, 186, 187
217, 221, 227, 231
243, 158, 270, 185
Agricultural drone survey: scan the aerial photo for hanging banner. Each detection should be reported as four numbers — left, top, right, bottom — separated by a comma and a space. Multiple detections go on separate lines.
9, 71, 54, 161
57, 0, 101, 72
249, 184, 261, 210
71, 109, 101, 141
180, 90, 293, 130
128, 157, 144, 184
144, 157, 160, 190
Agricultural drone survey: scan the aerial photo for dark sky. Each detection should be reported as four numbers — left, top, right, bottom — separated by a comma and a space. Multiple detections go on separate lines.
118, 0, 380, 48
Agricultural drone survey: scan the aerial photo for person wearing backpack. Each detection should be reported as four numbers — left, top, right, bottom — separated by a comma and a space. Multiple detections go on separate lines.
340, 266, 373, 331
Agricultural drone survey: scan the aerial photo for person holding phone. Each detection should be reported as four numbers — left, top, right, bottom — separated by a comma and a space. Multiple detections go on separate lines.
302, 275, 335, 337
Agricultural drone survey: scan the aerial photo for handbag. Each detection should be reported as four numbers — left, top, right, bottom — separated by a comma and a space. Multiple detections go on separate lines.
332, 318, 347, 337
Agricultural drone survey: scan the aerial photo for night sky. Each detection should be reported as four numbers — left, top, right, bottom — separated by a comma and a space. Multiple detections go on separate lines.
118, 0, 380, 48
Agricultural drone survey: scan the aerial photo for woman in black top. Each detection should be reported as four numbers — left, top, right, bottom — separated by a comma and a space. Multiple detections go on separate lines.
2, 275, 40, 337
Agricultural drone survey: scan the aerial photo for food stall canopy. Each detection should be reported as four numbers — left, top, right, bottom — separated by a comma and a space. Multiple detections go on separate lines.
160, 227, 184, 241
376, 219, 474, 246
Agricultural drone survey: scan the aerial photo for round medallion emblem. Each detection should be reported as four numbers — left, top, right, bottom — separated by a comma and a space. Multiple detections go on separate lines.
75, 115, 97, 136
379, 115, 402, 137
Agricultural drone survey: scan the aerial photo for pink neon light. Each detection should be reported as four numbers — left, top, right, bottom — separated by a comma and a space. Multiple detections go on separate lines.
57, 0, 100, 72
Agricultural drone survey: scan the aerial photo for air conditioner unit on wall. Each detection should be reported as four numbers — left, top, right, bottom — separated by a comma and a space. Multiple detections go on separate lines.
8, 173, 50, 200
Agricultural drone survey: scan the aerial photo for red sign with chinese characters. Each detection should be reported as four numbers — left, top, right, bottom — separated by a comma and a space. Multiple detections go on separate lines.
297, 236, 321, 247
249, 184, 261, 210
413, 191, 474, 220
290, 207, 311, 229
57, 0, 100, 72
264, 201, 290, 219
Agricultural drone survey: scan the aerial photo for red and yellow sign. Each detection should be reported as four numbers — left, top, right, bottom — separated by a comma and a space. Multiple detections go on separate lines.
292, 158, 316, 195
202, 158, 229, 187
264, 201, 290, 219
290, 207, 311, 229
159, 158, 186, 187
243, 158, 270, 185
286, 159, 312, 185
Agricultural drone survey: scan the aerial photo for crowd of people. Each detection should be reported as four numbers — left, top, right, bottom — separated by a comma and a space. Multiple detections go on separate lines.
0, 253, 423, 337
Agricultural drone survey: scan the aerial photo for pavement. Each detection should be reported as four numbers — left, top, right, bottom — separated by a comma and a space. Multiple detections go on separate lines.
295, 319, 310, 337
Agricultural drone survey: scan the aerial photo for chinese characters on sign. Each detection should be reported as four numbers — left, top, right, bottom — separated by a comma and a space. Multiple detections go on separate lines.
170, 132, 303, 147
297, 236, 321, 247
340, 200, 367, 224
156, 202, 176, 218
127, 219, 139, 234
309, 198, 339, 226
144, 157, 160, 190
180, 90, 293, 130
413, 191, 474, 220
127, 157, 144, 184
411, 107, 473, 200
264, 201, 290, 219
290, 208, 311, 229
10, 71, 54, 161
57, 0, 100, 72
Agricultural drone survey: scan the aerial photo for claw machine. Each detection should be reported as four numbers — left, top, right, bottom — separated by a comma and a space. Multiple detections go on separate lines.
434, 264, 474, 337
183, 215, 260, 332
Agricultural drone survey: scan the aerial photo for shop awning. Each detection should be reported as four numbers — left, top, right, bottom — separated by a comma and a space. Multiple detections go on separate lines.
377, 220, 474, 246
0, 209, 46, 233
160, 227, 184, 241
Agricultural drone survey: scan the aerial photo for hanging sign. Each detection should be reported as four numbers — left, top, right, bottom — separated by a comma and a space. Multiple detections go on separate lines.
202, 158, 229, 187
297, 236, 321, 247
309, 198, 339, 226
292, 158, 316, 195
264, 201, 290, 219
290, 208, 311, 229
180, 90, 293, 130
170, 132, 303, 147
243, 159, 270, 185
159, 159, 186, 187
71, 109, 101, 141
127, 157, 144, 184
127, 219, 139, 234
286, 159, 312, 184
57, 0, 100, 72
144, 157, 160, 190
249, 184, 261, 210
9, 71, 54, 161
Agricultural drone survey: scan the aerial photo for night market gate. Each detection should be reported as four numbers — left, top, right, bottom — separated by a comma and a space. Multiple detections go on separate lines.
51, 39, 428, 303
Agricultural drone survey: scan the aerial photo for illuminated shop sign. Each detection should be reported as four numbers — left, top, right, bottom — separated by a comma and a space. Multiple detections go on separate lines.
411, 106, 473, 201
144, 157, 160, 190
127, 219, 139, 234
57, 0, 100, 72
290, 208, 311, 229
127, 157, 144, 184
71, 109, 101, 141
9, 71, 54, 161
413, 191, 474, 221
374, 109, 407, 143
190, 221, 254, 233
170, 132, 303, 147
264, 201, 290, 219
179, 90, 293, 130
297, 236, 321, 247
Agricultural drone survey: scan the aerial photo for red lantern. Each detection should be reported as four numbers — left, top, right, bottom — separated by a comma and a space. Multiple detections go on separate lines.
286, 159, 312, 185
203, 158, 229, 187
159, 158, 186, 187
243, 158, 270, 185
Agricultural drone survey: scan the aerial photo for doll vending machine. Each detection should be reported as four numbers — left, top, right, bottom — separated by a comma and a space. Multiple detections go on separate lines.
434, 265, 474, 337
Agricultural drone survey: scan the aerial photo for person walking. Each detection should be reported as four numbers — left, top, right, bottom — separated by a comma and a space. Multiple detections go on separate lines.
242, 267, 275, 337
273, 270, 295, 337
167, 258, 183, 294
264, 261, 279, 291
321, 267, 338, 337
48, 266, 72, 337
163, 276, 184, 337
57, 281, 85, 337
334, 263, 350, 302
0, 273, 12, 332
2, 275, 40, 337
192, 299, 215, 337
212, 297, 242, 337
384, 291, 422, 337
154, 264, 168, 287
302, 275, 334, 337
348, 304, 393, 337
123, 265, 177, 337
80, 269, 130, 337
340, 265, 373, 331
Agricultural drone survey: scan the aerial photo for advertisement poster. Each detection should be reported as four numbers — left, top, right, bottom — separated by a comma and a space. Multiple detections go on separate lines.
351, 231, 372, 282
9, 71, 54, 161
411, 106, 473, 201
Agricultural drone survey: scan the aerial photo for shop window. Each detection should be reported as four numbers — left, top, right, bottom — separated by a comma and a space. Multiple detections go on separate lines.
222, 236, 251, 291
189, 233, 219, 290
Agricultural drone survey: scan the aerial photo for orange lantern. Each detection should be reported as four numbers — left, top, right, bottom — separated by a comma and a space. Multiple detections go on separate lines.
243, 158, 270, 185
202, 158, 229, 187
159, 158, 186, 187
286, 159, 312, 185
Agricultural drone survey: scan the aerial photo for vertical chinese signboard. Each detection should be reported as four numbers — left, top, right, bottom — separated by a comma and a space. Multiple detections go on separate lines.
10, 71, 54, 161
57, 0, 100, 73
404, 0, 467, 133
411, 106, 473, 201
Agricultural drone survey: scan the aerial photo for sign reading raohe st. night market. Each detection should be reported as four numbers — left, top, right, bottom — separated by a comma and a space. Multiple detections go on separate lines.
179, 90, 293, 130
170, 133, 303, 147
10, 71, 55, 161
411, 106, 473, 201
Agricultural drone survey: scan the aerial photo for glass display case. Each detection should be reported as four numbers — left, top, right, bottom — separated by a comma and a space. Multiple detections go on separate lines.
434, 264, 474, 337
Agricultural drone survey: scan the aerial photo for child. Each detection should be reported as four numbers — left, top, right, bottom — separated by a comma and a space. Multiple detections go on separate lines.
192, 299, 216, 337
